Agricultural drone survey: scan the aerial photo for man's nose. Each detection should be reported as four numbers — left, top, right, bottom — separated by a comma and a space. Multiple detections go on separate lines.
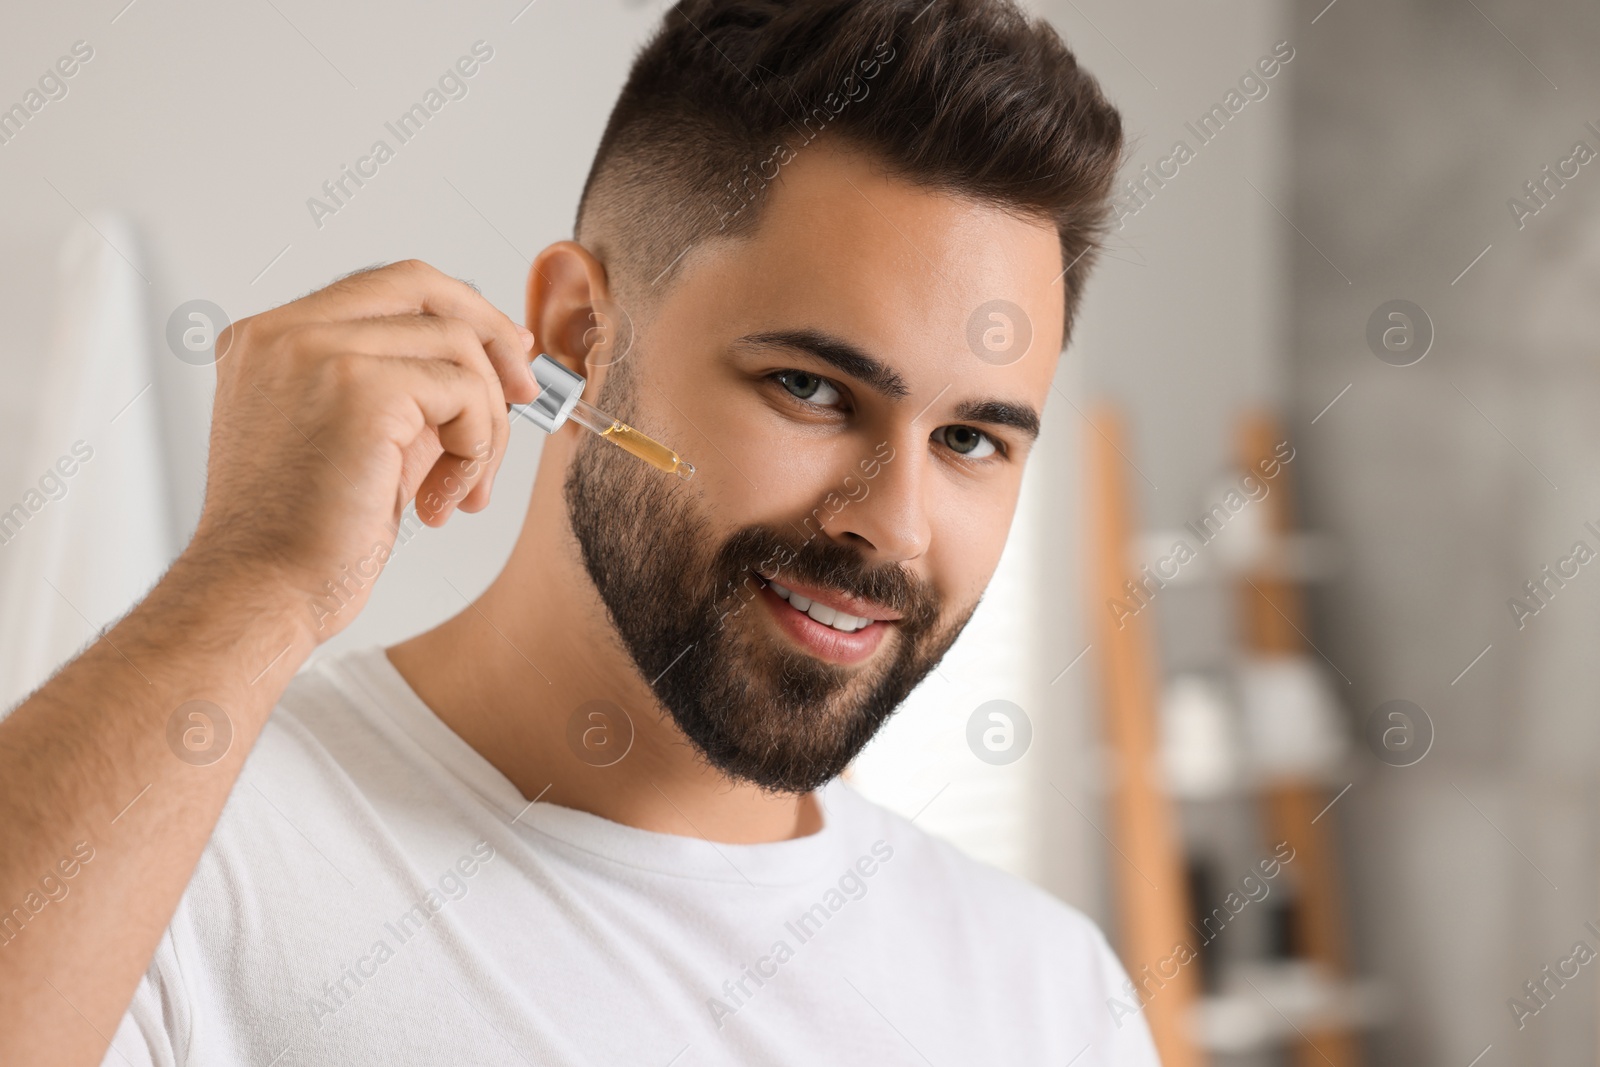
822, 439, 931, 564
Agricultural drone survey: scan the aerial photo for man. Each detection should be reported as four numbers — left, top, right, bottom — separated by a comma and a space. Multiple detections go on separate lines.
0, 0, 1158, 1063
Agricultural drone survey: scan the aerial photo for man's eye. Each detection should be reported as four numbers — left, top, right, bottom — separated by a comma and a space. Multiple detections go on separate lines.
774, 370, 843, 407
938, 425, 998, 459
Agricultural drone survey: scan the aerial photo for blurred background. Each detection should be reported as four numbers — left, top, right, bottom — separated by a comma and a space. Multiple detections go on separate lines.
1, 0, 1595, 1063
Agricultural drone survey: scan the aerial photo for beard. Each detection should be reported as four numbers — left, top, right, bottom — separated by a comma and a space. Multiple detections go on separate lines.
562, 365, 974, 794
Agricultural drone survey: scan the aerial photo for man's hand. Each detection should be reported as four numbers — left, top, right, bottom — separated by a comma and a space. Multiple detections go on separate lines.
190, 258, 539, 641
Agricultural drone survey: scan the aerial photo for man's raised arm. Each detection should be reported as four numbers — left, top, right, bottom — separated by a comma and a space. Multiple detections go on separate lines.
0, 260, 538, 1065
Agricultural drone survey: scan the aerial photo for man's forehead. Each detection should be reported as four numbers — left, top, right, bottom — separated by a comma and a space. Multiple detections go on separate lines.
681, 141, 1065, 395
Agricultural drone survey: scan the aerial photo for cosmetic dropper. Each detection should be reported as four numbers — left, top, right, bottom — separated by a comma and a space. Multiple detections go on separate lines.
511, 354, 696, 480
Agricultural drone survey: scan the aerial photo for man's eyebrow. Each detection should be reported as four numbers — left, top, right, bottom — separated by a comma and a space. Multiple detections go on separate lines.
734, 329, 910, 400
735, 328, 1041, 442
952, 398, 1041, 443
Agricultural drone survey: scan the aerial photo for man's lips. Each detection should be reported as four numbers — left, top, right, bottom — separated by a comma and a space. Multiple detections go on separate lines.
753, 571, 904, 623
753, 578, 891, 666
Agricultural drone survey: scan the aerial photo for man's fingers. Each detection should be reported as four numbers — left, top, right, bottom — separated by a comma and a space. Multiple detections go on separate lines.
301, 260, 539, 405
342, 355, 497, 522
299, 315, 514, 511
394, 429, 445, 522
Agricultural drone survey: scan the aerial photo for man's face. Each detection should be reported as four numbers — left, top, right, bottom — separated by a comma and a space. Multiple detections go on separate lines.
564, 142, 1065, 794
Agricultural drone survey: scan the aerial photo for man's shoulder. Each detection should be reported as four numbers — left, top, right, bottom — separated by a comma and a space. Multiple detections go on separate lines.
831, 781, 1118, 957
273, 643, 390, 727
208, 645, 442, 856
831, 783, 1149, 1056
252, 644, 419, 774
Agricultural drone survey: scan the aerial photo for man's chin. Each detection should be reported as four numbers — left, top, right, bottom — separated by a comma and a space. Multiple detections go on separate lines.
656, 640, 886, 794
655, 590, 977, 795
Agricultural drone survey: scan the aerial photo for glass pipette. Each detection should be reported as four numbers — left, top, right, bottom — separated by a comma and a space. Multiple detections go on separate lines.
512, 354, 696, 481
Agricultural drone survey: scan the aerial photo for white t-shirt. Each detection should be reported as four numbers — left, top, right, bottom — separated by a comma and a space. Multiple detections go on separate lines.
104, 647, 1160, 1066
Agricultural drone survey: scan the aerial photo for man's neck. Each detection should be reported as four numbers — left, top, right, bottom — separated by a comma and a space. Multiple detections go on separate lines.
385, 447, 822, 845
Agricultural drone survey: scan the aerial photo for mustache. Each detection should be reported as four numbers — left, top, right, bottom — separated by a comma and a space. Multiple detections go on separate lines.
710, 525, 941, 631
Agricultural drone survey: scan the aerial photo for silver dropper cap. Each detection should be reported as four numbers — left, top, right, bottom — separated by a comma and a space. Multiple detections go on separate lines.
514, 354, 586, 433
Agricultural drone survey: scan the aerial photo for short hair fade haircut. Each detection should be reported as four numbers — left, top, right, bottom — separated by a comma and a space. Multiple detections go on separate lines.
576, 0, 1124, 345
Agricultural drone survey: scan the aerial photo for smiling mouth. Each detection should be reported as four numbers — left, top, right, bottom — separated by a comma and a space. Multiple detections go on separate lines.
748, 569, 901, 667
765, 578, 876, 633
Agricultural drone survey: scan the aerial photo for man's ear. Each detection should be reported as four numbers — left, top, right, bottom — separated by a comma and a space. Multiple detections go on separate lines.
525, 241, 617, 386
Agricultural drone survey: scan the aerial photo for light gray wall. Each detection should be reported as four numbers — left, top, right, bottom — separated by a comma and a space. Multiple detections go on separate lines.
1290, 0, 1600, 1063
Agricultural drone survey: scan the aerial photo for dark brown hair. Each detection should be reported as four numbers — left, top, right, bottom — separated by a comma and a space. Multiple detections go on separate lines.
577, 0, 1124, 344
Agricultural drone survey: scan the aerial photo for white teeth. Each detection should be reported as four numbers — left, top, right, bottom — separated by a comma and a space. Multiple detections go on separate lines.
765, 576, 873, 634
